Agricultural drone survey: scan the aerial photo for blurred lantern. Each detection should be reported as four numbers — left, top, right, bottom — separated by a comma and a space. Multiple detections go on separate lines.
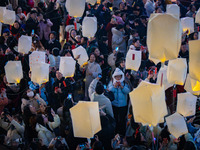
97, 0, 101, 4
184, 74, 200, 95
5, 61, 23, 83
65, 0, 86, 17
31, 63, 49, 85
189, 40, 200, 82
177, 92, 197, 117
72, 46, 89, 67
86, 0, 97, 5
0, 22, 2, 35
18, 35, 32, 54
195, 8, 200, 24
157, 65, 173, 90
0, 7, 6, 22
181, 17, 194, 34
29, 51, 46, 70
2, 9, 16, 25
82, 17, 97, 38
166, 113, 188, 138
59, 57, 76, 78
125, 47, 141, 71
167, 58, 187, 85
70, 101, 101, 138
166, 4, 180, 19
147, 14, 182, 64
129, 81, 168, 126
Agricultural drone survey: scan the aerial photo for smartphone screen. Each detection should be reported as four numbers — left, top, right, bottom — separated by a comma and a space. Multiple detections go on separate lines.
68, 94, 72, 99
116, 47, 119, 51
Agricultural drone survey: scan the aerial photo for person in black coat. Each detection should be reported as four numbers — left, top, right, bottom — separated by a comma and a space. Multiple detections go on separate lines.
45, 31, 61, 53
26, 10, 39, 35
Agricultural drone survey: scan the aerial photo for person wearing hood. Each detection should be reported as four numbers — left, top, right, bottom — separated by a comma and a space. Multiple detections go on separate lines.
112, 24, 128, 55
108, 68, 130, 135
45, 31, 61, 53
35, 109, 60, 147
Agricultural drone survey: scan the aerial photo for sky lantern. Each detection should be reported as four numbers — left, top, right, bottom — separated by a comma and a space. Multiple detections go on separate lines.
2, 9, 16, 25
147, 14, 182, 64
184, 74, 200, 95
167, 58, 187, 85
196, 8, 200, 24
18, 35, 32, 54
29, 51, 46, 70
70, 101, 101, 138
181, 17, 194, 34
125, 47, 141, 71
82, 17, 97, 38
5, 61, 23, 84
72, 46, 89, 67
166, 4, 180, 19
65, 0, 86, 17
59, 57, 76, 78
176, 92, 197, 117
31, 63, 49, 85
166, 113, 188, 138
0, 7, 6, 22
129, 81, 168, 126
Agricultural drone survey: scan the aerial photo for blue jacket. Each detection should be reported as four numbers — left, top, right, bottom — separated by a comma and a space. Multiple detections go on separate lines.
108, 82, 130, 107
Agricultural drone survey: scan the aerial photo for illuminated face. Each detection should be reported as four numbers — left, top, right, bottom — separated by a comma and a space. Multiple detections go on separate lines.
90, 54, 96, 63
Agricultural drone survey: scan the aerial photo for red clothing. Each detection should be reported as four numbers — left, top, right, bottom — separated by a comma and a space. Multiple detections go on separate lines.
105, 23, 117, 53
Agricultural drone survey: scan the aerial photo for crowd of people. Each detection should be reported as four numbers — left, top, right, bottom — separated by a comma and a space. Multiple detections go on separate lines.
0, 0, 200, 149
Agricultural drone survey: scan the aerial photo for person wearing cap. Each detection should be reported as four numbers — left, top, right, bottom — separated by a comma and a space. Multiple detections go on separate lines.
26, 10, 39, 35
108, 68, 130, 135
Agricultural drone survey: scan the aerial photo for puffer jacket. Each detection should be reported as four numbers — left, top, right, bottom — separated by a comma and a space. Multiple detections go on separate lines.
112, 27, 127, 54
35, 114, 60, 147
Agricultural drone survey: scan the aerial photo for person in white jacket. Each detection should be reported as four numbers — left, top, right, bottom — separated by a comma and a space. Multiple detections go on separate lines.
35, 109, 61, 147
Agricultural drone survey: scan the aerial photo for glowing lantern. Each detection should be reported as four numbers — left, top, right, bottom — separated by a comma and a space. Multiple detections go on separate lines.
72, 46, 89, 67
18, 35, 32, 54
189, 40, 200, 82
166, 113, 188, 138
184, 74, 200, 95
0, 7, 5, 22
167, 58, 187, 85
129, 81, 168, 126
157, 65, 173, 90
166, 4, 180, 19
29, 51, 46, 70
59, 57, 76, 78
70, 101, 101, 138
181, 17, 194, 34
82, 17, 97, 38
31, 63, 49, 85
86, 0, 97, 5
125, 47, 141, 71
147, 14, 182, 64
177, 92, 197, 117
5, 61, 23, 83
97, 0, 101, 4
195, 8, 200, 24
2, 9, 16, 25
65, 0, 86, 17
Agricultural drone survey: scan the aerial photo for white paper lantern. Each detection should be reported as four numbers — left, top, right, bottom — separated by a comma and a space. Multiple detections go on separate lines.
72, 46, 89, 66
65, 0, 86, 17
177, 92, 197, 117
31, 63, 49, 85
18, 35, 32, 54
86, 0, 97, 5
147, 14, 182, 64
29, 51, 46, 69
181, 17, 194, 34
125, 48, 141, 71
195, 8, 200, 24
166, 113, 188, 138
59, 57, 76, 78
167, 58, 187, 85
2, 9, 16, 25
82, 17, 97, 38
5, 61, 23, 83
157, 65, 173, 90
70, 101, 101, 138
166, 4, 180, 19
184, 74, 200, 95
0, 7, 6, 22
130, 81, 168, 126
189, 40, 200, 82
